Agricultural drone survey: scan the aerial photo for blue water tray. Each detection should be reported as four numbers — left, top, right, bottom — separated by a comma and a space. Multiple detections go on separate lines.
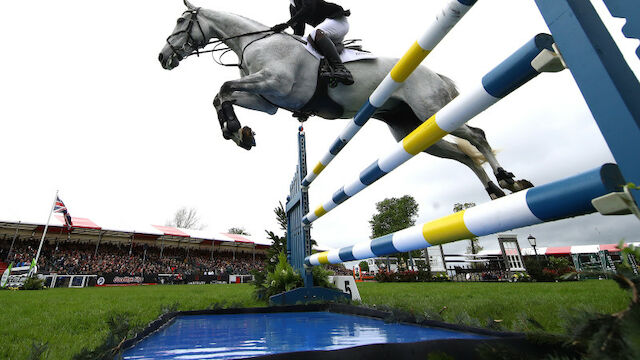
122, 311, 490, 360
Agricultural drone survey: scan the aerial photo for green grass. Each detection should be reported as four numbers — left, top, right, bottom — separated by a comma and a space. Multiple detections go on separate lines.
357, 280, 630, 333
0, 284, 262, 360
0, 281, 631, 359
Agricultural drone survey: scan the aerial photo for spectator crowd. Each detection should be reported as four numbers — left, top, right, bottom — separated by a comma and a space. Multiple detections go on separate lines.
0, 238, 264, 276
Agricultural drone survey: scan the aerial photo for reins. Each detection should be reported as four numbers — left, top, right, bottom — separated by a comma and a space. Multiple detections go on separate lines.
208, 31, 277, 70
167, 8, 302, 71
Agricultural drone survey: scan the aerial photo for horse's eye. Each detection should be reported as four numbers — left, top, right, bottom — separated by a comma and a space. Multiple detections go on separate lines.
177, 18, 185, 24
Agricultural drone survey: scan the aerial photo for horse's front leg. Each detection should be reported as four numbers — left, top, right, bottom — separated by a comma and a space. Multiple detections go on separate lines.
214, 70, 291, 150
213, 93, 278, 150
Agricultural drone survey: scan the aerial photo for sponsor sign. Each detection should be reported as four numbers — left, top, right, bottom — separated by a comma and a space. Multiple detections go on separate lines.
95, 274, 156, 286
113, 276, 144, 284
6, 274, 28, 288
1, 263, 32, 288
95, 273, 230, 286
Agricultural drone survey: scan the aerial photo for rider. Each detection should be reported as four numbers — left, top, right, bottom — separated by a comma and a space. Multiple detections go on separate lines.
272, 0, 354, 85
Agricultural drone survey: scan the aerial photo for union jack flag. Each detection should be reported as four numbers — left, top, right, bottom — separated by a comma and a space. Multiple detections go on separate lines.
53, 196, 73, 229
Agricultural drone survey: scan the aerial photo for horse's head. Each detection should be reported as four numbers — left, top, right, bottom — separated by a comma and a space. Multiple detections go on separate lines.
158, 1, 206, 70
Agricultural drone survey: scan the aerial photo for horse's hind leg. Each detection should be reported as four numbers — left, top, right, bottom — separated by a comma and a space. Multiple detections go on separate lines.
450, 125, 534, 193
381, 103, 504, 200
424, 140, 506, 200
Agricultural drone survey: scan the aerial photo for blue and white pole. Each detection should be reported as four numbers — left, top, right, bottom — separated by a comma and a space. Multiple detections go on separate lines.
302, 34, 558, 226
301, 0, 478, 188
306, 164, 626, 266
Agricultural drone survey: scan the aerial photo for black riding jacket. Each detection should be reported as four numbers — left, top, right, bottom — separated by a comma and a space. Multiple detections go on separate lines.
288, 0, 350, 36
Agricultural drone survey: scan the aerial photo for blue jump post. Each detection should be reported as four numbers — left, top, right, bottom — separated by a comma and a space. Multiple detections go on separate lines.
270, 126, 350, 305
535, 0, 640, 206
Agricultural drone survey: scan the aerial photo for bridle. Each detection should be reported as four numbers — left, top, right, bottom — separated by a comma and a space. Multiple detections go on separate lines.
165, 8, 303, 70
165, 8, 208, 61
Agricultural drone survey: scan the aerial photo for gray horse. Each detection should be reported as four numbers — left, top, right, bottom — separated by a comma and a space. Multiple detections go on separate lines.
158, 1, 532, 199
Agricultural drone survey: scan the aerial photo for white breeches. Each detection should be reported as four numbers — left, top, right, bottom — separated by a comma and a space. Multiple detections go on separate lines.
310, 17, 349, 44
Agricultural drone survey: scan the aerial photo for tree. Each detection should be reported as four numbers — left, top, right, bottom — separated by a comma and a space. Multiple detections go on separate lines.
369, 196, 420, 270
453, 202, 483, 255
272, 201, 318, 250
359, 261, 369, 272
228, 227, 250, 235
274, 201, 287, 232
166, 207, 204, 229
370, 196, 419, 237
264, 202, 288, 273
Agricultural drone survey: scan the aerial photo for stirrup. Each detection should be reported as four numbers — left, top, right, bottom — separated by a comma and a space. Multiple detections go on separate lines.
319, 63, 338, 88
320, 68, 354, 87
319, 71, 339, 88
331, 71, 354, 86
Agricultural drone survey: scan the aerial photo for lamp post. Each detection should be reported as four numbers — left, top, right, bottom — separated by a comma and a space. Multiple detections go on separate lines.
527, 235, 538, 262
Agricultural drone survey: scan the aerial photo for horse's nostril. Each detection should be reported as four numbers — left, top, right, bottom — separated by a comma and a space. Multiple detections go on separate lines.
158, 53, 164, 62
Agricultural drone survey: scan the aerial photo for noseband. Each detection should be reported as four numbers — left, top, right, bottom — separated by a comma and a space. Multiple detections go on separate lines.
166, 8, 207, 61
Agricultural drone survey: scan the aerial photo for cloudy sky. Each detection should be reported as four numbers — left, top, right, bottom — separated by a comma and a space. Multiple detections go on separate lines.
1, 0, 638, 254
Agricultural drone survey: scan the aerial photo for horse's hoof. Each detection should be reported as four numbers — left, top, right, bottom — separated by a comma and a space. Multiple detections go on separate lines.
486, 181, 506, 200
239, 126, 256, 150
515, 179, 534, 191
496, 167, 515, 183
498, 180, 513, 189
496, 167, 520, 190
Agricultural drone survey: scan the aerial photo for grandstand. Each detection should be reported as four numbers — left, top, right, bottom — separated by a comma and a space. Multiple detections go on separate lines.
0, 217, 271, 287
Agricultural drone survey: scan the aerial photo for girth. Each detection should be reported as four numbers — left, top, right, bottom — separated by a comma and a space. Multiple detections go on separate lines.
292, 58, 345, 121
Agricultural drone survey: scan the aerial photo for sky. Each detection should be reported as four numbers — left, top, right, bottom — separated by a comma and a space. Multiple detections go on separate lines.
1, 0, 639, 255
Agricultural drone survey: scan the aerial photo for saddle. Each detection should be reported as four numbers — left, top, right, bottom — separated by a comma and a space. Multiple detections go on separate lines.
303, 38, 375, 78
294, 39, 376, 121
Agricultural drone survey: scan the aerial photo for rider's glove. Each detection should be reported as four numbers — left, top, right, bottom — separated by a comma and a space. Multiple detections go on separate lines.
271, 23, 289, 33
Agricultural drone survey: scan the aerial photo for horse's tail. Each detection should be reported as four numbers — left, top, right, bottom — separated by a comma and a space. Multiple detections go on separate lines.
455, 138, 493, 166
438, 74, 489, 165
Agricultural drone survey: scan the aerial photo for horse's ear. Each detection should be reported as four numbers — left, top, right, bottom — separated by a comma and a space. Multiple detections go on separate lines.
183, 0, 196, 10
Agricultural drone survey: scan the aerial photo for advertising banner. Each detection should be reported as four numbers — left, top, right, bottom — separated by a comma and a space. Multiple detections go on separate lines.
96, 274, 159, 286
94, 273, 229, 286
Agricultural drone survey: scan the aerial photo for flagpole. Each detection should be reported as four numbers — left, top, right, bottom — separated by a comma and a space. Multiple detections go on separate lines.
33, 190, 58, 273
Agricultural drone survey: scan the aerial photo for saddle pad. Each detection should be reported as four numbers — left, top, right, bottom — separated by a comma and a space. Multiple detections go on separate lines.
304, 41, 377, 63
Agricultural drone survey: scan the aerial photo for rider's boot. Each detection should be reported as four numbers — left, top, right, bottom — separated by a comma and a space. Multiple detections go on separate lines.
313, 30, 354, 86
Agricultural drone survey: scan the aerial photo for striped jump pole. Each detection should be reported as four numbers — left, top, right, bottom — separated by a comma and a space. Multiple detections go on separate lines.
302, 0, 478, 188
302, 33, 561, 226
305, 164, 626, 266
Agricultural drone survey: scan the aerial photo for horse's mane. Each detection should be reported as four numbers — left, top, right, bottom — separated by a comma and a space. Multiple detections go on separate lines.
199, 8, 270, 31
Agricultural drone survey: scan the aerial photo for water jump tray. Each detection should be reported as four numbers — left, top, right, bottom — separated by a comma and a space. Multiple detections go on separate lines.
120, 304, 565, 360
